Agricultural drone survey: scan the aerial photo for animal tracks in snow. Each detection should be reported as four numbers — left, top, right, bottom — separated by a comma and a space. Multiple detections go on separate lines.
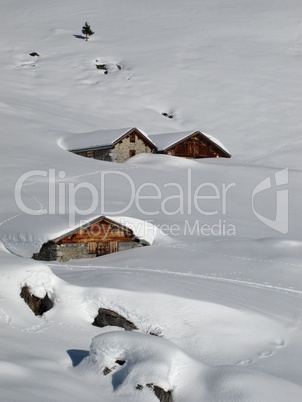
237, 339, 286, 366
259, 350, 273, 357
21, 321, 48, 333
170, 243, 302, 269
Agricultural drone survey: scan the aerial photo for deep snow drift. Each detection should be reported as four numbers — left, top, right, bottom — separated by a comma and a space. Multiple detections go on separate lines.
1, 0, 302, 401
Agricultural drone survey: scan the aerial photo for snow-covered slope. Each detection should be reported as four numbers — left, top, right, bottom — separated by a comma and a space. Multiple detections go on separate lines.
1, 0, 302, 401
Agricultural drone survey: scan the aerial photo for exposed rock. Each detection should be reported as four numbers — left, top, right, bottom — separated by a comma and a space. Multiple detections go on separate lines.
136, 383, 173, 401
103, 367, 112, 376
96, 64, 108, 74
92, 308, 137, 331
153, 385, 173, 402
29, 52, 39, 57
20, 285, 53, 316
162, 112, 174, 119
115, 359, 125, 366
102, 360, 124, 376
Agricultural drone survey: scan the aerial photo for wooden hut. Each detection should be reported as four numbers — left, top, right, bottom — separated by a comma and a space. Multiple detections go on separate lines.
150, 131, 231, 159
33, 216, 148, 262
64, 127, 157, 163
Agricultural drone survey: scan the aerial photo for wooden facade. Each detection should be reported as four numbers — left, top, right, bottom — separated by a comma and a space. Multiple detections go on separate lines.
68, 128, 231, 162
57, 217, 137, 256
168, 137, 220, 158
162, 133, 230, 159
33, 217, 147, 262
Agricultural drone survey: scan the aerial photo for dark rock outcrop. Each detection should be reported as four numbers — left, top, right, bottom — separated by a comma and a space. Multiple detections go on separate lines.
96, 64, 108, 74
92, 308, 137, 331
136, 383, 173, 402
162, 112, 174, 119
153, 385, 173, 402
103, 359, 125, 376
20, 285, 53, 316
103, 367, 111, 376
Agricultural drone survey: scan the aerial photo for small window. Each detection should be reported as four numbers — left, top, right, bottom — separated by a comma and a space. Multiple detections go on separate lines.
129, 133, 136, 143
129, 150, 136, 158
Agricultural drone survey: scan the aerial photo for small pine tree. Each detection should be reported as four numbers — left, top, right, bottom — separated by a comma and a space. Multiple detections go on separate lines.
82, 22, 94, 41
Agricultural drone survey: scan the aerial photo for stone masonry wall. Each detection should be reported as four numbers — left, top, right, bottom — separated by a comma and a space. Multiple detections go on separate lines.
33, 240, 146, 262
111, 135, 153, 163
33, 243, 96, 262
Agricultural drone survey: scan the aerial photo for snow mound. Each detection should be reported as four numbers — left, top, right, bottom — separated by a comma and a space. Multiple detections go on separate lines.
78, 331, 206, 399
21, 268, 55, 300
78, 331, 302, 402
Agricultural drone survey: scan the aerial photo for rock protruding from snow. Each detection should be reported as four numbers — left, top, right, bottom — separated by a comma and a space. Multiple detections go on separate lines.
162, 112, 174, 119
92, 308, 138, 331
152, 385, 173, 402
139, 383, 173, 402
95, 64, 108, 74
20, 285, 53, 316
102, 358, 126, 376
95, 60, 122, 74
77, 331, 200, 400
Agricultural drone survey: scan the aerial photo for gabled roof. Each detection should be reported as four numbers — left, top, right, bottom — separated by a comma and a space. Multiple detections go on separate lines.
149, 130, 231, 157
51, 215, 138, 243
61, 127, 156, 152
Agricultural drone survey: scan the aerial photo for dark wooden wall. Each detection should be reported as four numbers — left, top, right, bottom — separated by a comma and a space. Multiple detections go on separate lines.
57, 219, 134, 245
74, 148, 112, 161
166, 135, 225, 158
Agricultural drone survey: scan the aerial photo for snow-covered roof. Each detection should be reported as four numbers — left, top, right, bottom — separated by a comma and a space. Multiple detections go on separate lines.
51, 215, 146, 243
0, 215, 154, 258
149, 131, 230, 155
61, 127, 155, 151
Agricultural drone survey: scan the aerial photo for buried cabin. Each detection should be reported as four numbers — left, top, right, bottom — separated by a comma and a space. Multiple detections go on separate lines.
64, 127, 157, 163
33, 216, 148, 262
149, 130, 231, 159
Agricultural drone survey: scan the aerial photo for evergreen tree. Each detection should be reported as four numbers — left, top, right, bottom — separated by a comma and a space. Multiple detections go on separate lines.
82, 22, 94, 41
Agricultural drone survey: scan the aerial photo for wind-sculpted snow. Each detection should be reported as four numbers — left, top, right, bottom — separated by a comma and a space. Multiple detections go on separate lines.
1, 0, 302, 400
77, 331, 302, 401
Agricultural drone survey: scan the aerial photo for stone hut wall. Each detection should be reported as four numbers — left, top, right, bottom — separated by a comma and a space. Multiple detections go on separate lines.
33, 241, 143, 262
33, 243, 95, 262
111, 135, 154, 163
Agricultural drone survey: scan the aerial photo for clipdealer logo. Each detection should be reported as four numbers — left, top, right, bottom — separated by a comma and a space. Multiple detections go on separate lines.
252, 168, 288, 234
14, 167, 289, 235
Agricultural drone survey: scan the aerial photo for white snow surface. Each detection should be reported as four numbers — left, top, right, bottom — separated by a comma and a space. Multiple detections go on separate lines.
1, 0, 302, 401
61, 127, 152, 151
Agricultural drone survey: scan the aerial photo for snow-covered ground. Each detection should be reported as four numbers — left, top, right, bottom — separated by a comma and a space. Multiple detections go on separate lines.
1, 0, 302, 400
